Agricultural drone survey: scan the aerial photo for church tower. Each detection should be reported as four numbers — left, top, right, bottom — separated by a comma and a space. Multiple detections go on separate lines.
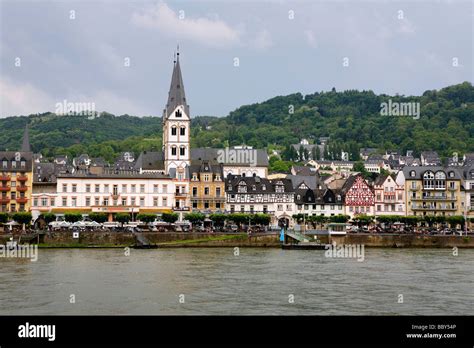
162, 50, 190, 179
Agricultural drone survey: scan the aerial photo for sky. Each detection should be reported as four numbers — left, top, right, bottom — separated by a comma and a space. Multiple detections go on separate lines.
0, 0, 472, 118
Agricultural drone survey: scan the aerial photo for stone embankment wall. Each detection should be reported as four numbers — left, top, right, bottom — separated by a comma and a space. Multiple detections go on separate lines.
0, 231, 472, 248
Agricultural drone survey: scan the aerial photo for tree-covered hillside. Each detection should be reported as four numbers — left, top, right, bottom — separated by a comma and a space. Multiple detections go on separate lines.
1, 82, 472, 163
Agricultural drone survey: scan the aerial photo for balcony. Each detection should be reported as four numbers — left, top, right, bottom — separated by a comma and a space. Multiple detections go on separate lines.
16, 197, 28, 204
17, 175, 28, 182
0, 197, 11, 204
412, 205, 457, 211
411, 196, 456, 201
0, 186, 10, 192
16, 185, 28, 192
0, 175, 10, 181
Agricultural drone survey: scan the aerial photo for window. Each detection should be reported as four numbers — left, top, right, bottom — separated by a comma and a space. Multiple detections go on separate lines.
153, 197, 158, 206
62, 197, 67, 206
216, 202, 221, 209
103, 198, 109, 206
171, 147, 177, 156
95, 184, 100, 193
140, 185, 145, 193
85, 197, 91, 206
204, 187, 210, 195
192, 201, 198, 209
122, 198, 127, 206
11, 181, 16, 188
122, 184, 127, 193
180, 127, 186, 136
204, 202, 209, 209
20, 161, 25, 168
95, 197, 100, 206
162, 185, 168, 193
162, 197, 168, 206
33, 198, 38, 206
175, 110, 182, 117
171, 126, 177, 136
153, 185, 159, 193
131, 197, 136, 206
104, 185, 109, 193
113, 185, 118, 195
72, 197, 77, 207
180, 147, 185, 156
139, 197, 145, 207
240, 205, 245, 212
62, 184, 67, 192
216, 187, 221, 197
85, 184, 91, 193
192, 187, 197, 197
72, 184, 77, 193
131, 185, 136, 193
204, 174, 210, 182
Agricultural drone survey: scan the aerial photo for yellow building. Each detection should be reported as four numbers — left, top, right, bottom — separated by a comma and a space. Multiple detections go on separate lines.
0, 126, 34, 213
188, 161, 225, 212
403, 167, 463, 217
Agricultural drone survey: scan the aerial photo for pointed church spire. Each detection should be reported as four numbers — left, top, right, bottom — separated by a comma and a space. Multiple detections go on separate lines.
164, 48, 189, 118
21, 123, 31, 152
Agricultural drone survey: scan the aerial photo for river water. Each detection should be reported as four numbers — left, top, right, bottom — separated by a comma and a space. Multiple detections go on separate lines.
0, 248, 472, 315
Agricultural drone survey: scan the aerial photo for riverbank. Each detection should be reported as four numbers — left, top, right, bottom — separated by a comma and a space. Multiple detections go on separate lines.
1, 231, 473, 248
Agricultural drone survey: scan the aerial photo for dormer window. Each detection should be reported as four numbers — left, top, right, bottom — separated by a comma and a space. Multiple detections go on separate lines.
410, 170, 416, 177
448, 171, 455, 178
252, 185, 256, 191
262, 185, 266, 191
20, 160, 25, 168
2, 160, 7, 168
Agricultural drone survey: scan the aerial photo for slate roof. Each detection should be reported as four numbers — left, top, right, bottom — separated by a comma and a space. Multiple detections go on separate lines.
163, 54, 189, 118
134, 151, 165, 171
402, 166, 462, 180
191, 147, 269, 167
0, 151, 33, 171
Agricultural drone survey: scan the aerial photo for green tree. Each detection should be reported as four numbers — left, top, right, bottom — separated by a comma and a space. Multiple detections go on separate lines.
115, 213, 131, 226
209, 213, 227, 227
161, 212, 178, 224
88, 212, 108, 223
330, 214, 350, 223
12, 212, 33, 230
64, 212, 82, 223
251, 213, 271, 225
42, 213, 56, 224
0, 212, 9, 224
137, 213, 157, 224
184, 212, 205, 224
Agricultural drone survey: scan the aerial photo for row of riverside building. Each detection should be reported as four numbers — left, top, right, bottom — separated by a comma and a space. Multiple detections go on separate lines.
1, 52, 473, 228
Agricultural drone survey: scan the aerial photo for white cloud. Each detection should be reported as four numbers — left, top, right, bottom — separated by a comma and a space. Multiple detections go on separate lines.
0, 78, 56, 117
131, 2, 240, 48
252, 29, 273, 50
0, 78, 149, 117
304, 29, 317, 48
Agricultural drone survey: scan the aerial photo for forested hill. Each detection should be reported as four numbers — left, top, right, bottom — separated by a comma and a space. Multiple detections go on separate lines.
0, 82, 473, 163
